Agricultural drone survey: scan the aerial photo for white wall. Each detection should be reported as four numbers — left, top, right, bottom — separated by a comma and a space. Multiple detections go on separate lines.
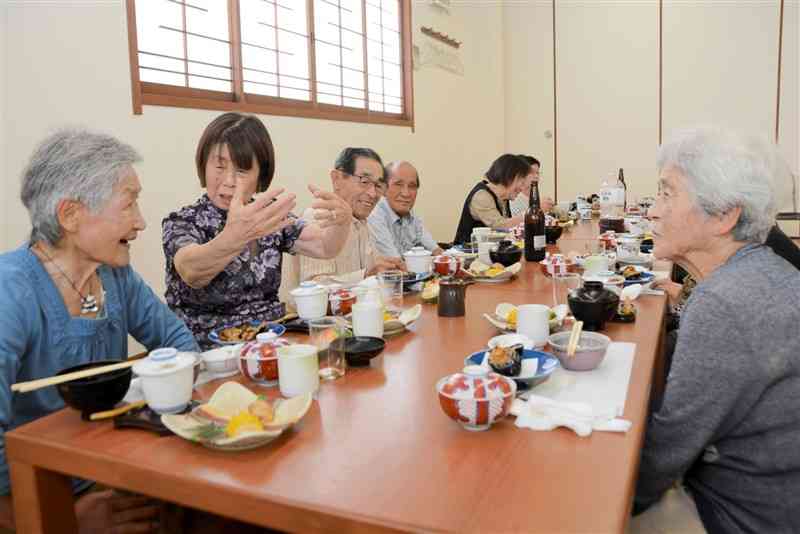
779, 0, 799, 218
662, 1, 780, 139
503, 1, 556, 201
555, 1, 659, 204
504, 0, 797, 213
3, 1, 505, 299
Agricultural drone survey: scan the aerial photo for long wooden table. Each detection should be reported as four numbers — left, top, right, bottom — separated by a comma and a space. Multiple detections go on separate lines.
7, 220, 668, 533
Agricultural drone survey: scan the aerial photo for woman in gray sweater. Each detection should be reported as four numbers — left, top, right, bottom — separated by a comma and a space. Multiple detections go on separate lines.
633, 127, 800, 533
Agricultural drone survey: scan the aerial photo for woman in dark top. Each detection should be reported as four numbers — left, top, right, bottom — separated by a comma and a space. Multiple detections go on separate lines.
453, 154, 530, 244
163, 113, 352, 349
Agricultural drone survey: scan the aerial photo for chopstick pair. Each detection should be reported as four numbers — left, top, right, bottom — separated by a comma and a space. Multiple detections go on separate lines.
567, 321, 584, 357
11, 359, 138, 394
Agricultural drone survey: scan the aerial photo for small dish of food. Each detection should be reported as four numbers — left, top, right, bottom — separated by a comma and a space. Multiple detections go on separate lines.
464, 348, 559, 390
161, 381, 312, 451
201, 345, 242, 379
209, 321, 286, 345
468, 260, 521, 282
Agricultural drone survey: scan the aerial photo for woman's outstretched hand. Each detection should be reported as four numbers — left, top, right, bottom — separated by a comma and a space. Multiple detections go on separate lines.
223, 178, 297, 247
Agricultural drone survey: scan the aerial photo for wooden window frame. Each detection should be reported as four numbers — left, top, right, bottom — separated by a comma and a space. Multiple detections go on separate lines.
125, 0, 414, 128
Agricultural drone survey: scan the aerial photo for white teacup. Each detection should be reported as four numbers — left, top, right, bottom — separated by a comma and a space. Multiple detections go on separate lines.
516, 304, 550, 347
478, 242, 495, 265
352, 301, 384, 338
132, 348, 196, 414
278, 344, 319, 398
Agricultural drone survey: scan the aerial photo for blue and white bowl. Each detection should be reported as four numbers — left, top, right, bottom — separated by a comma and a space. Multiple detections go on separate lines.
465, 349, 559, 390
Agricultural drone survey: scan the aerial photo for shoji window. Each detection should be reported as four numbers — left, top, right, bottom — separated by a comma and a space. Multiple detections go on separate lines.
126, 0, 413, 127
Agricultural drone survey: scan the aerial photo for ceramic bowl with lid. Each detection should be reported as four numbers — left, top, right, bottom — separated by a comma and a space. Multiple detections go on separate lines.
403, 246, 433, 274
436, 365, 516, 431
238, 332, 290, 386
132, 348, 198, 414
567, 280, 620, 331
489, 240, 522, 267
290, 282, 329, 320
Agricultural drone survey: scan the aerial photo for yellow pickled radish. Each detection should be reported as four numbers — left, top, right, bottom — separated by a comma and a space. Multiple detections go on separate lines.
225, 410, 264, 437
506, 308, 518, 326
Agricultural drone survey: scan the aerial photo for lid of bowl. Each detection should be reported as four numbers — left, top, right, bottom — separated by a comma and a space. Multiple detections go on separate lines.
571, 280, 620, 303
290, 281, 327, 297
256, 331, 278, 343
437, 367, 514, 400
404, 246, 431, 258
133, 350, 196, 377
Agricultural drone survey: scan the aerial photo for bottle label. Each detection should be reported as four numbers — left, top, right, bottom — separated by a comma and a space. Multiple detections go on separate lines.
534, 235, 546, 250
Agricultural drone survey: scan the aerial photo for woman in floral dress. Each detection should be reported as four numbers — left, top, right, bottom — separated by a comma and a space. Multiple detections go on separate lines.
162, 113, 352, 349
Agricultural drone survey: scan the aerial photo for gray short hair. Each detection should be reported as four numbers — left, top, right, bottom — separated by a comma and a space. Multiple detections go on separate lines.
383, 160, 420, 187
20, 129, 141, 245
657, 127, 786, 243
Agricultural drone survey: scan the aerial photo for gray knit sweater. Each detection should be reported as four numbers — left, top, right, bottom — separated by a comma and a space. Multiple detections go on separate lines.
635, 244, 800, 533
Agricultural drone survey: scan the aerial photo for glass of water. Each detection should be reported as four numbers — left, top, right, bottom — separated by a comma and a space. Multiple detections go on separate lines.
310, 317, 346, 381
378, 270, 404, 313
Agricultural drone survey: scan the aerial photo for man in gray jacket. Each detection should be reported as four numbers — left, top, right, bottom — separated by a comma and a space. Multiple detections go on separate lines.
633, 127, 800, 533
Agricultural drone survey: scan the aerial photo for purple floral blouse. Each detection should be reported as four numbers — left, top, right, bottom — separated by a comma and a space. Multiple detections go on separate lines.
162, 194, 305, 349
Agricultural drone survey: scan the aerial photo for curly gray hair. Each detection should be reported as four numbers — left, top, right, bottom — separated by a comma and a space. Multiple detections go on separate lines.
657, 127, 787, 243
20, 129, 141, 245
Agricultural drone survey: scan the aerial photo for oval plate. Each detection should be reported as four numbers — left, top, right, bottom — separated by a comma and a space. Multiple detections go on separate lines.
161, 382, 312, 451
465, 349, 559, 390
622, 271, 655, 286
402, 271, 433, 293
208, 321, 286, 346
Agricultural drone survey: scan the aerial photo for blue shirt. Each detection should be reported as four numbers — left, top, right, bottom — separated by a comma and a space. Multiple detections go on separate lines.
367, 197, 439, 257
0, 245, 198, 494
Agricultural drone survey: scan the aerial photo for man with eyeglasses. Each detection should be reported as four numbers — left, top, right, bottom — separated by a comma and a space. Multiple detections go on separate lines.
298, 147, 406, 283
368, 161, 443, 258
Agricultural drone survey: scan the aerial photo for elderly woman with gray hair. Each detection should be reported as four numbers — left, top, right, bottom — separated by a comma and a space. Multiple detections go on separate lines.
632, 128, 800, 533
0, 129, 197, 533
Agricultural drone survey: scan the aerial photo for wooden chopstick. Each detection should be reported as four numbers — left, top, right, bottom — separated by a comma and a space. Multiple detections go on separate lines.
90, 400, 147, 421
11, 360, 137, 394
273, 313, 298, 324
567, 321, 583, 357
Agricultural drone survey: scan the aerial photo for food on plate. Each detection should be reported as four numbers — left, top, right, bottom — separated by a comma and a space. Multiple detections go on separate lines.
484, 265, 506, 278
506, 308, 518, 327
488, 345, 522, 377
196, 396, 276, 438
621, 265, 640, 279
225, 411, 264, 438
421, 280, 440, 303
468, 260, 491, 275
219, 323, 262, 342
248, 398, 275, 423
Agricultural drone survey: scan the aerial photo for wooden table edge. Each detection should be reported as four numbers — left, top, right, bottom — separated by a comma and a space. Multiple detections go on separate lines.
6, 428, 421, 534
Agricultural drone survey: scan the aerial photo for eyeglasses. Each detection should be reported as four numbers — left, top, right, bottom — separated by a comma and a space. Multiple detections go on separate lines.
344, 172, 384, 192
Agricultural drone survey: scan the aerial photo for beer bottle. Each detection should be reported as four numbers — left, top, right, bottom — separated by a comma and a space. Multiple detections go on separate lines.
618, 168, 627, 212
524, 182, 546, 262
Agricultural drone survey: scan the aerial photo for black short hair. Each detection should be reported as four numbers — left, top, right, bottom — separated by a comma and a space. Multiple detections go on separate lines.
517, 154, 541, 168
485, 154, 531, 187
195, 112, 276, 193
334, 147, 384, 176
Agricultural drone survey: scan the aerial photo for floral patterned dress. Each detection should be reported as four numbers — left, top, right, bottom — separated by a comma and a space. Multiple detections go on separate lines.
162, 194, 305, 349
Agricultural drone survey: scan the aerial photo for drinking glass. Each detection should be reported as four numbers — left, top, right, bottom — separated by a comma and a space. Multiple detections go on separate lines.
378, 270, 404, 312
552, 273, 582, 309
310, 317, 346, 381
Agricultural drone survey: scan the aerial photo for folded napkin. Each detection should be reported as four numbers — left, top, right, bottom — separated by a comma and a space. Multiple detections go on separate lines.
511, 395, 631, 437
